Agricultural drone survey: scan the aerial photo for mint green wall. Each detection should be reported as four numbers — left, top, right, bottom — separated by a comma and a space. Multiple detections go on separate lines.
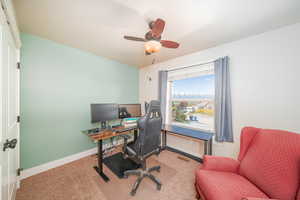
20, 33, 139, 169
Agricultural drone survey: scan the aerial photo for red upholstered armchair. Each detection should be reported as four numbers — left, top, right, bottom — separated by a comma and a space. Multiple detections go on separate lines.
195, 127, 300, 200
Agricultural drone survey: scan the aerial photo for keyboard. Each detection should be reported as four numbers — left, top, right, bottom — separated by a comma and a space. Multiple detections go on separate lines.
87, 128, 100, 134
115, 127, 135, 133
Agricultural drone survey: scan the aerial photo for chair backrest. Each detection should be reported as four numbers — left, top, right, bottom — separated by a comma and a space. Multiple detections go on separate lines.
238, 127, 300, 200
136, 100, 162, 157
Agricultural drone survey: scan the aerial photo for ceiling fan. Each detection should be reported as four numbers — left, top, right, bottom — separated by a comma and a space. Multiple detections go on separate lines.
124, 18, 180, 55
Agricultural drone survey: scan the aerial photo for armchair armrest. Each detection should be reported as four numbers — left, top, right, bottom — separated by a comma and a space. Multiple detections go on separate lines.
201, 155, 240, 173
241, 198, 278, 200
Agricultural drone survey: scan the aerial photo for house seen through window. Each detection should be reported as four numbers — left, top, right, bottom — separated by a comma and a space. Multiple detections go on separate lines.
168, 73, 215, 132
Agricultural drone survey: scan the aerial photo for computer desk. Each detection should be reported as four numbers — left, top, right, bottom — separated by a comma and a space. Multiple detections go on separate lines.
84, 124, 213, 182
85, 126, 138, 182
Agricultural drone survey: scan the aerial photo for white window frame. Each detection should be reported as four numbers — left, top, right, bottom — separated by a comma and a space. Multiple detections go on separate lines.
166, 63, 215, 132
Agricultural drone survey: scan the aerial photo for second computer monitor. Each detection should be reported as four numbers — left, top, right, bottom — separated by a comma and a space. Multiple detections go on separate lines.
119, 104, 141, 118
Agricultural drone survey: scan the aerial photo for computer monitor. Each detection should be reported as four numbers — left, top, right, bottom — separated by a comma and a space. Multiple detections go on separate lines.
118, 104, 141, 118
90, 103, 119, 128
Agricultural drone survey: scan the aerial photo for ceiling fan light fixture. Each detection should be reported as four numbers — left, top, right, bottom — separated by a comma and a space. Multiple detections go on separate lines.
145, 40, 161, 53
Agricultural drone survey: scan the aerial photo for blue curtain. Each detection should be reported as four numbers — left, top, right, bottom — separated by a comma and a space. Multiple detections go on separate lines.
214, 57, 233, 142
158, 71, 168, 124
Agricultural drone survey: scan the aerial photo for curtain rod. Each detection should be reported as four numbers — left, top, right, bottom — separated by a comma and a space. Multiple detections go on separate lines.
166, 60, 216, 72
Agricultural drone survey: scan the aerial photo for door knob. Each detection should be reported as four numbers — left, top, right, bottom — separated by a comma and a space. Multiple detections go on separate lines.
3, 138, 17, 152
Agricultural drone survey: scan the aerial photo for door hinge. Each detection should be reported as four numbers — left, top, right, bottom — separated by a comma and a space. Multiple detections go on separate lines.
17, 168, 23, 176
17, 116, 20, 123
17, 62, 21, 69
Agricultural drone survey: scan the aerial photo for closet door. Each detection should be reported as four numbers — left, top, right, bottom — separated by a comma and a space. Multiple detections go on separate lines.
0, 10, 19, 200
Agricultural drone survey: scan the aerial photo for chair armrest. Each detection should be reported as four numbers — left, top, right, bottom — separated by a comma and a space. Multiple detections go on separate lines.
119, 135, 131, 152
201, 155, 240, 173
241, 198, 278, 200
119, 134, 131, 140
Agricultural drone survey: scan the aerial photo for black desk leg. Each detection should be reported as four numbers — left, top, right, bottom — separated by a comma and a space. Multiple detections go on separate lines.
162, 130, 167, 150
208, 138, 213, 155
134, 129, 138, 141
94, 139, 110, 182
204, 140, 208, 155
204, 139, 213, 155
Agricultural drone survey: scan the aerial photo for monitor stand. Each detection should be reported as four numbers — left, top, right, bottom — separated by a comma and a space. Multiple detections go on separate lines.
101, 121, 107, 129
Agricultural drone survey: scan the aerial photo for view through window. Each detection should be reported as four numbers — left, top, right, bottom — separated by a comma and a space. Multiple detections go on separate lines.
170, 74, 215, 132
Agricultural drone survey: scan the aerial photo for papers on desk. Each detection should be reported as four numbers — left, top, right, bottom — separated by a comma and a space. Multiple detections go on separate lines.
123, 117, 139, 122
124, 123, 137, 128
122, 117, 139, 128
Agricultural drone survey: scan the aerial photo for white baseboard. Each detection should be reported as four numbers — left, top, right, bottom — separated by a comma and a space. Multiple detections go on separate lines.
21, 147, 97, 180
20, 137, 129, 180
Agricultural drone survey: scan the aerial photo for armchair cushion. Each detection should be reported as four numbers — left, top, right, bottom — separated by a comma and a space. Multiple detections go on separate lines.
195, 127, 300, 200
241, 198, 278, 200
201, 155, 240, 173
239, 129, 300, 200
195, 170, 268, 200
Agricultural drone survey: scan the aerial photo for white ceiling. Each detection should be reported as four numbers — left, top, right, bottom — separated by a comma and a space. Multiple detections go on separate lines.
13, 0, 300, 67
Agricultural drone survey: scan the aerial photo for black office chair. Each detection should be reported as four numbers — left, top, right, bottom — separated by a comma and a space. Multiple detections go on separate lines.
121, 100, 162, 196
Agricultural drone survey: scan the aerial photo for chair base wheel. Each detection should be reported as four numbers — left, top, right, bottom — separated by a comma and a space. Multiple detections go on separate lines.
124, 166, 162, 196
157, 184, 162, 190
130, 190, 136, 196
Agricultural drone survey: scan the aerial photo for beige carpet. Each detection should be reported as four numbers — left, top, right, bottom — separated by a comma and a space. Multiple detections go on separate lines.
16, 150, 199, 200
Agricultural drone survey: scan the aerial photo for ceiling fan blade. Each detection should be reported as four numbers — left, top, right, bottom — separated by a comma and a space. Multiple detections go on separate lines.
151, 18, 165, 38
124, 36, 146, 42
160, 40, 180, 48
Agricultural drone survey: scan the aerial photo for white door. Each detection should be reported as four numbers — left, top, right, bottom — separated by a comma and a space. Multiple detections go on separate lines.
0, 8, 19, 200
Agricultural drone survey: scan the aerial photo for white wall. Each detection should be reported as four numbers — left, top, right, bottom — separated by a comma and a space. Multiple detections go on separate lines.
139, 23, 300, 158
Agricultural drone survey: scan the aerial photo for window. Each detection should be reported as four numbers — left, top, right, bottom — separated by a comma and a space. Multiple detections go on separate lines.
166, 64, 214, 132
